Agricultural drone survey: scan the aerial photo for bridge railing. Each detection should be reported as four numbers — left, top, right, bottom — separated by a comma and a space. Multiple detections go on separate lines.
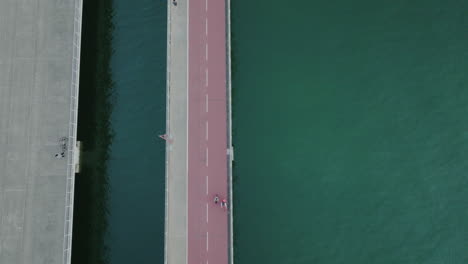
226, 0, 234, 263
164, 0, 171, 262
62, 1, 83, 263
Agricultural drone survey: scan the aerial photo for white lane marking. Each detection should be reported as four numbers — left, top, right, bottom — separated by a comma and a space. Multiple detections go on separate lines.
205, 94, 209, 112
185, 0, 190, 263
205, 69, 208, 87
206, 203, 209, 223
206, 232, 209, 251
206, 147, 209, 167
205, 43, 208, 61
206, 175, 209, 195
205, 0, 208, 11
206, 18, 208, 35
205, 121, 209, 140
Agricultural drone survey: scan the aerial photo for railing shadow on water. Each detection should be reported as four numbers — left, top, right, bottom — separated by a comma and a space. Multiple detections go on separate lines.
72, 0, 115, 263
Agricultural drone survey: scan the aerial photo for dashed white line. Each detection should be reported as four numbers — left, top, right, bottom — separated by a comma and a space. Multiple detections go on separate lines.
206, 148, 209, 167
205, 69, 208, 87
205, 121, 209, 140
205, 94, 209, 112
206, 203, 209, 223
206, 175, 209, 195
206, 43, 208, 61
206, 18, 208, 35
206, 232, 209, 251
205, 0, 208, 11
185, 1, 189, 263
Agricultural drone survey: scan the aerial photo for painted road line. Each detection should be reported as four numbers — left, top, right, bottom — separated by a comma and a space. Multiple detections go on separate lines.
186, 0, 189, 262
205, 121, 209, 140
206, 203, 209, 223
206, 175, 209, 195
206, 232, 209, 251
205, 69, 208, 87
205, 18, 208, 35
205, 0, 208, 12
205, 94, 209, 112
206, 43, 208, 61
206, 148, 209, 167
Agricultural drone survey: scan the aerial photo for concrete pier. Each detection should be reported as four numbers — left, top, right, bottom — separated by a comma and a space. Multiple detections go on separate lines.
0, 0, 82, 263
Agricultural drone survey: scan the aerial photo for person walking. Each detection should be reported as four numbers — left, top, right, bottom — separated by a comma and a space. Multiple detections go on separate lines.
221, 199, 227, 209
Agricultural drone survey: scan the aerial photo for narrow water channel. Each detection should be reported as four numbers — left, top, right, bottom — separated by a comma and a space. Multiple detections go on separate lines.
73, 0, 167, 263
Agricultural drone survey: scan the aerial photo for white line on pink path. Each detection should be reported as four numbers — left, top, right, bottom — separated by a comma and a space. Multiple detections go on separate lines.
185, 0, 189, 262
205, 18, 208, 35
206, 232, 209, 251
205, 121, 209, 140
205, 0, 208, 11
205, 94, 209, 112
205, 148, 209, 167
206, 203, 209, 223
206, 175, 209, 195
205, 69, 208, 87
206, 43, 208, 61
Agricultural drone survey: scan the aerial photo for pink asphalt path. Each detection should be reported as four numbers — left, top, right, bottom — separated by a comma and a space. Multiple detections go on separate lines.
187, 0, 228, 263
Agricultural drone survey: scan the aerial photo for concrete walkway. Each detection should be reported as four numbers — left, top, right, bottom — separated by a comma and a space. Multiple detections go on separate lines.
165, 0, 188, 263
165, 0, 232, 263
0, 0, 82, 263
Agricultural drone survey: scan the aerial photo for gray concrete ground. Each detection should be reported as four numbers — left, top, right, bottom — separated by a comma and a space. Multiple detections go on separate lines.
0, 0, 81, 263
165, 0, 188, 264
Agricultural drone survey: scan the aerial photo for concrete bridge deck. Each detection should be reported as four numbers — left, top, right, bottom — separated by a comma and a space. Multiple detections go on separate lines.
0, 0, 82, 263
165, 0, 233, 263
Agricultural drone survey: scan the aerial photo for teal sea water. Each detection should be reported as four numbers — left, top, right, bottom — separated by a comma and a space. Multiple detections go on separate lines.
232, 0, 468, 263
74, 0, 468, 263
106, 0, 166, 263
74, 0, 166, 263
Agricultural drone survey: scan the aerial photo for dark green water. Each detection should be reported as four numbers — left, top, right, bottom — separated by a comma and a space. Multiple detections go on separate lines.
73, 0, 166, 263
73, 0, 113, 262
232, 0, 468, 263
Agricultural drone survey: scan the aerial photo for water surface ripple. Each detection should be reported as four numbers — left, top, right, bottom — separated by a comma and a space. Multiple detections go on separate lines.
232, 0, 468, 263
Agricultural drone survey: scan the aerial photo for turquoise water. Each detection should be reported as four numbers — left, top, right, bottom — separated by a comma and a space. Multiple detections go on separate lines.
74, 0, 167, 263
232, 0, 468, 263
106, 0, 166, 263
